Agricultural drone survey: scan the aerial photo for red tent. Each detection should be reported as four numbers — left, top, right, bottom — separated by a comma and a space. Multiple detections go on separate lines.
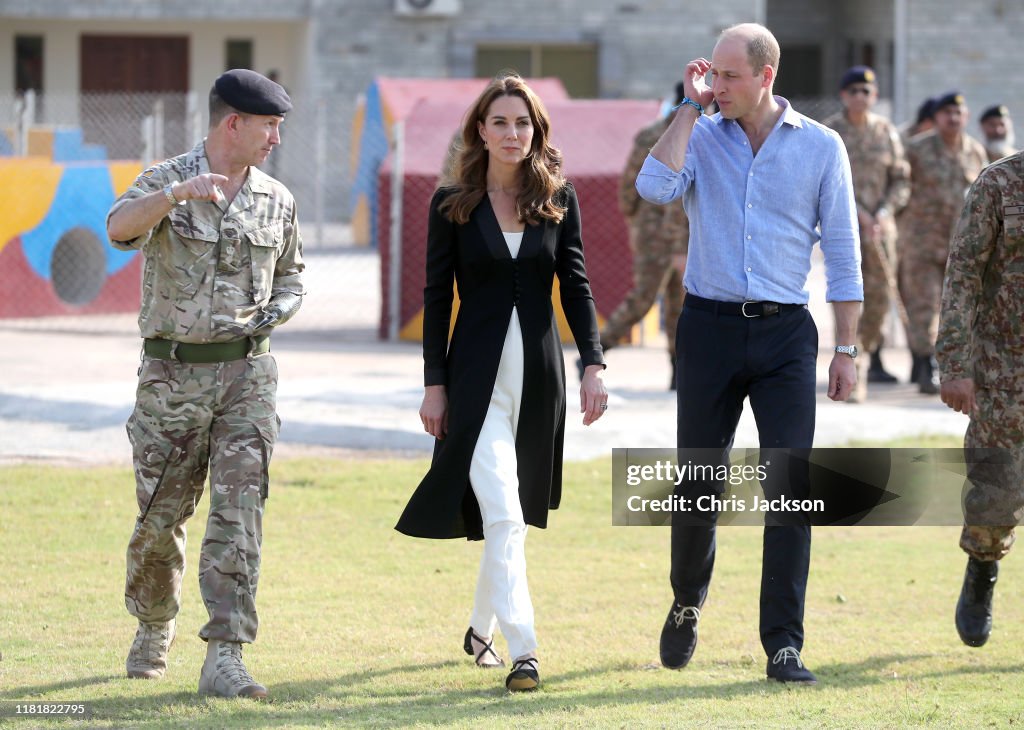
350, 77, 569, 246
379, 97, 662, 341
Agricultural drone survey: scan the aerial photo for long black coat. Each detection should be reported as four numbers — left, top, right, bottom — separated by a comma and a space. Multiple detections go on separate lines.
396, 182, 605, 540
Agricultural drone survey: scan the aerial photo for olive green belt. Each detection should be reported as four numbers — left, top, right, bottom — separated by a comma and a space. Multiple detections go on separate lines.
143, 335, 270, 363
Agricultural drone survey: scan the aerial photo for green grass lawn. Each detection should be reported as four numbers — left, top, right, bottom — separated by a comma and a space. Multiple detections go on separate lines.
1, 447, 1023, 729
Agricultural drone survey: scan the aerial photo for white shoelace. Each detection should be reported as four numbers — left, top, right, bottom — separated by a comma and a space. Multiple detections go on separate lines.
671, 605, 701, 627
772, 646, 804, 668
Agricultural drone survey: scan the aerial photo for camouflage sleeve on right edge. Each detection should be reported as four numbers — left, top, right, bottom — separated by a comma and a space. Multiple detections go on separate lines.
936, 171, 1001, 382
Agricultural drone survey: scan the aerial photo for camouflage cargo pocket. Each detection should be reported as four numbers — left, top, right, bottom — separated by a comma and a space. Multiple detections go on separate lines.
252, 414, 280, 501
246, 224, 282, 306
168, 211, 220, 297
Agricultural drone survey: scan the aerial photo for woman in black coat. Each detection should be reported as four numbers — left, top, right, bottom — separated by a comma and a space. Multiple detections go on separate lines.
395, 73, 608, 691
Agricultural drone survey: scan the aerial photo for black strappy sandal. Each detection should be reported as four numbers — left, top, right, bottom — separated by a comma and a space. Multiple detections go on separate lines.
505, 656, 540, 691
463, 627, 504, 668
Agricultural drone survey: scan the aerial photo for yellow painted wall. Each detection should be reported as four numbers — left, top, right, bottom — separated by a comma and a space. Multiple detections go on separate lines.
0, 158, 62, 252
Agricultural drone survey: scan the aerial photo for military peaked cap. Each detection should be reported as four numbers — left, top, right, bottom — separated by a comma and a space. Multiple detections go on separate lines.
839, 65, 876, 90
214, 69, 292, 116
980, 104, 1009, 123
935, 90, 966, 110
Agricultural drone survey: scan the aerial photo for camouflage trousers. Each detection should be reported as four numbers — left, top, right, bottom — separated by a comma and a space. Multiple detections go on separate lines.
960, 387, 1024, 561
600, 233, 685, 357
899, 252, 945, 356
124, 353, 279, 644
858, 226, 898, 354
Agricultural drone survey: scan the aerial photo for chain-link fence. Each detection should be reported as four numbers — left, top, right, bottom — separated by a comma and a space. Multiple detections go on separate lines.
0, 90, 382, 335
378, 98, 668, 345
0, 91, 866, 339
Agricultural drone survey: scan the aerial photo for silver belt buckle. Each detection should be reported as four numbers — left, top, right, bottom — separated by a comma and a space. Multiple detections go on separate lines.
741, 301, 762, 318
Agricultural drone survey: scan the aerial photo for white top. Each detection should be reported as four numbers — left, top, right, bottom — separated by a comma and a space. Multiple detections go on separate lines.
502, 231, 524, 259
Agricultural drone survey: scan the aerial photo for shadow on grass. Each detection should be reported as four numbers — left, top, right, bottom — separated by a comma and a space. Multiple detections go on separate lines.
0, 674, 122, 699
12, 652, 1017, 728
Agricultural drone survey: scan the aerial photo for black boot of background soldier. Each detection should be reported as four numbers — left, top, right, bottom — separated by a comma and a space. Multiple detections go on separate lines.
956, 557, 998, 647
867, 347, 898, 383
914, 354, 939, 394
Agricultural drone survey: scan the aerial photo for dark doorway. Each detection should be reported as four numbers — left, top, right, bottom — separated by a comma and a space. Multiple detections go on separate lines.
79, 35, 190, 159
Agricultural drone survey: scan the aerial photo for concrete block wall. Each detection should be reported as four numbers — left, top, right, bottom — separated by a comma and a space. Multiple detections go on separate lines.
0, 0, 310, 20
906, 0, 1024, 130
311, 0, 760, 105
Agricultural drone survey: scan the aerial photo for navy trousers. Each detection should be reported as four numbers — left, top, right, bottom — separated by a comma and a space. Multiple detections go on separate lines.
671, 297, 818, 656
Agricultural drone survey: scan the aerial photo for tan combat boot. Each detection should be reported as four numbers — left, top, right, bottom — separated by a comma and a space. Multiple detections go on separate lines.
198, 640, 268, 699
126, 619, 176, 679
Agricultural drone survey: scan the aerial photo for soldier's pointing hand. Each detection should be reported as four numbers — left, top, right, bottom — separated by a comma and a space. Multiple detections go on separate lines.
173, 173, 231, 203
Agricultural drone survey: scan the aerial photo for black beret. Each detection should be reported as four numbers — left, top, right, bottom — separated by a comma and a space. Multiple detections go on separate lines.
839, 65, 876, 90
934, 90, 966, 111
214, 69, 292, 116
980, 104, 1009, 122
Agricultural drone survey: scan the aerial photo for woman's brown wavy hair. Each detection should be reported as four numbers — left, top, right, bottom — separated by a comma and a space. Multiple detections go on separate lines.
439, 72, 566, 226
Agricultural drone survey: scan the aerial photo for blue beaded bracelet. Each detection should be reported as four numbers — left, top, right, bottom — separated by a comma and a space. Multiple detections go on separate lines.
670, 97, 705, 115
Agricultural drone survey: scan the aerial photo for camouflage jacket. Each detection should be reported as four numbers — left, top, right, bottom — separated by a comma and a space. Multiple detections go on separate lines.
937, 152, 1024, 389
619, 114, 689, 254
108, 141, 304, 343
823, 110, 910, 218
900, 131, 988, 250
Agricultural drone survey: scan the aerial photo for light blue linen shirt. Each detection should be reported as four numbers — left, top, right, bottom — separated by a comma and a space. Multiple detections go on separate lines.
636, 96, 863, 304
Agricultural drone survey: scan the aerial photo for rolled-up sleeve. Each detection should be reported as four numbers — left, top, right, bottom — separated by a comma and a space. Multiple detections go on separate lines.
636, 154, 691, 205
819, 136, 863, 302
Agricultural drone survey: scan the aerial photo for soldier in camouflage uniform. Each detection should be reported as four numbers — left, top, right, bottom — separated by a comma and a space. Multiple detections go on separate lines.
898, 91, 987, 394
824, 66, 910, 402
596, 87, 689, 390
106, 70, 304, 700
979, 104, 1016, 163
898, 96, 936, 148
936, 150, 1024, 648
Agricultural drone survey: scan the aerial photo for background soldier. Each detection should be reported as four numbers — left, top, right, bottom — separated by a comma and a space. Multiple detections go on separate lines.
591, 83, 689, 390
824, 66, 910, 401
900, 96, 937, 146
898, 91, 987, 394
106, 69, 304, 700
979, 104, 1016, 162
936, 149, 1024, 649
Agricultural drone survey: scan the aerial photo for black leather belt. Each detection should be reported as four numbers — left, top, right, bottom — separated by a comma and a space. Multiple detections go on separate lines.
684, 294, 806, 318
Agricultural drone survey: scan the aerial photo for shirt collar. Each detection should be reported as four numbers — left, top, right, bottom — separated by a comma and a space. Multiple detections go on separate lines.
186, 140, 211, 175
713, 95, 804, 130
776, 96, 804, 129
246, 165, 274, 195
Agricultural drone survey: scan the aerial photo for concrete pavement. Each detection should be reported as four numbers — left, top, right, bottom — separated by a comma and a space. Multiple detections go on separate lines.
0, 318, 968, 467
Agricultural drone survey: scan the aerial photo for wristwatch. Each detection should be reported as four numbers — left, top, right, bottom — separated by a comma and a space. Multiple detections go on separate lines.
163, 183, 185, 206
834, 345, 858, 358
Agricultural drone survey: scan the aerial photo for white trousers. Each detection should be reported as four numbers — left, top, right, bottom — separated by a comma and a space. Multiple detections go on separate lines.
468, 307, 537, 660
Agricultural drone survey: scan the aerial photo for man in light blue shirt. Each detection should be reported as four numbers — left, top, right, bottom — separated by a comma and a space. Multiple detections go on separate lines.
637, 22, 863, 685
